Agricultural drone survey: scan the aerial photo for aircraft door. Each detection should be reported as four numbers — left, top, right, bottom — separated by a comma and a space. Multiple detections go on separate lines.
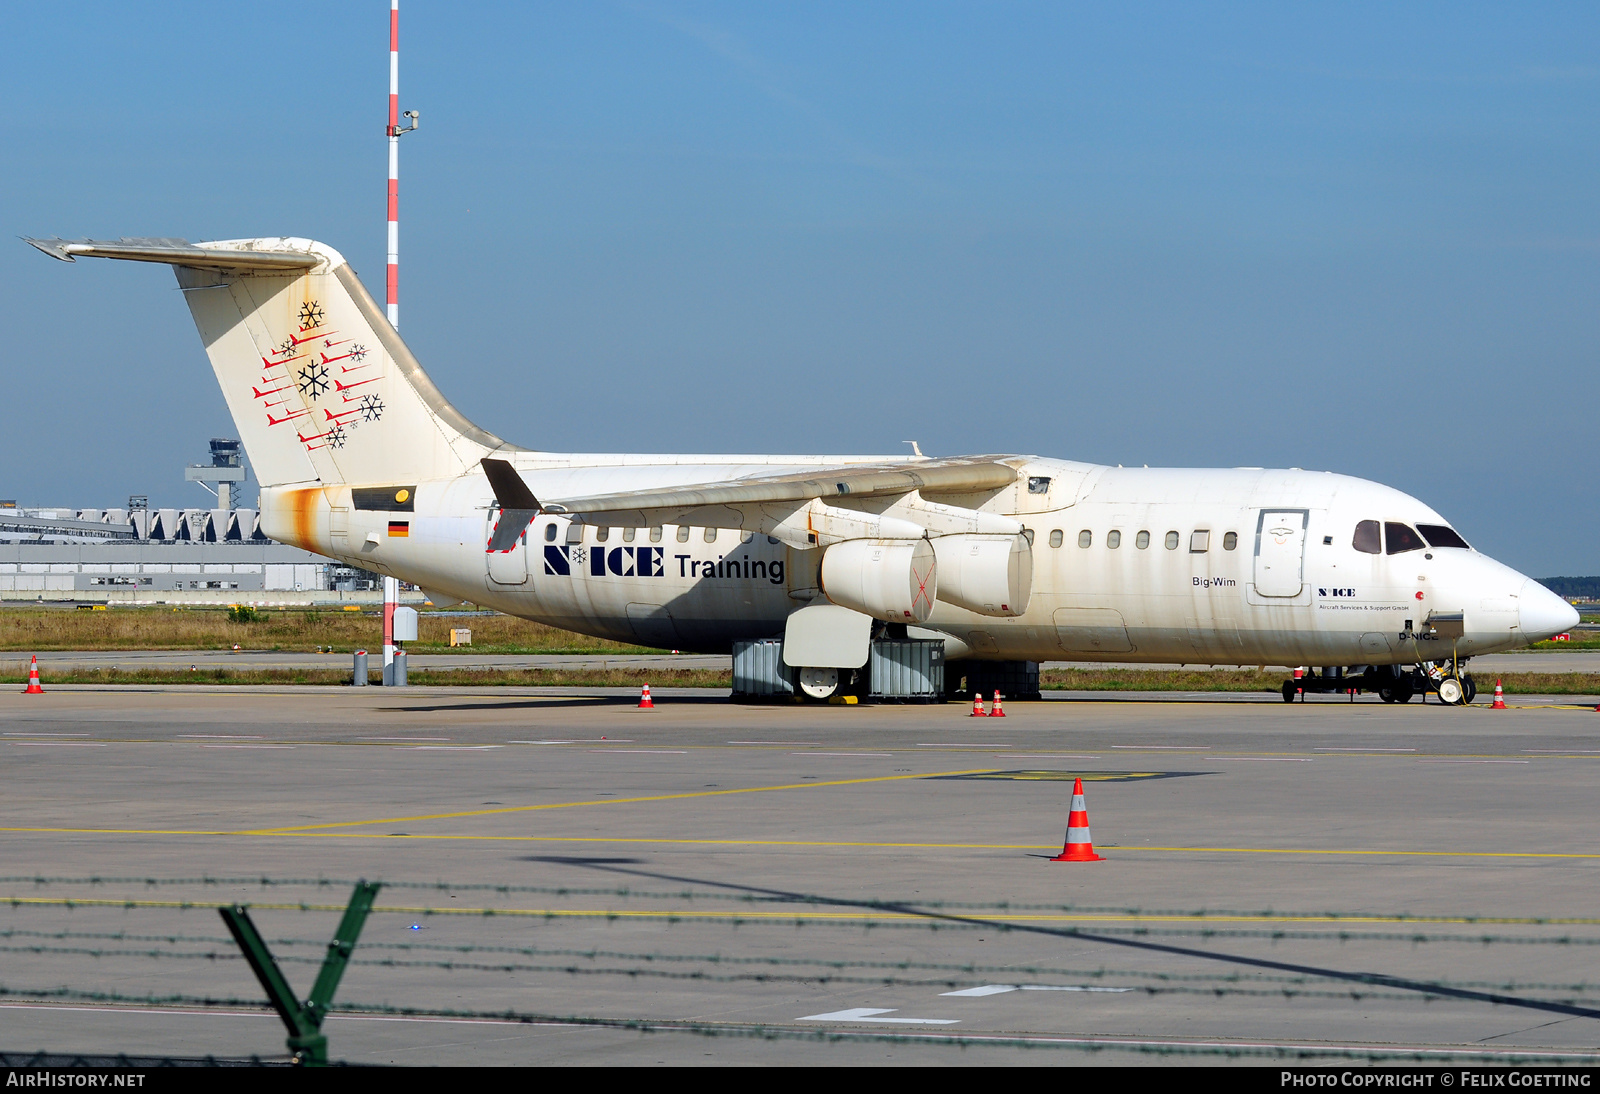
1253, 510, 1308, 597
485, 511, 529, 585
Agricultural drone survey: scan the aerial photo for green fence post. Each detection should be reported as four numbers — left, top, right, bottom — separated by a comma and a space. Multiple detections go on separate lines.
218, 880, 382, 1066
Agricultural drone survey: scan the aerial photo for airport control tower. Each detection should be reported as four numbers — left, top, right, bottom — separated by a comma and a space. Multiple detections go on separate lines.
184, 438, 248, 510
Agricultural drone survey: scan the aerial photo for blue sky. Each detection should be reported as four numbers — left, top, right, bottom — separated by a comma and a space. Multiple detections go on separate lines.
3, 3, 1596, 573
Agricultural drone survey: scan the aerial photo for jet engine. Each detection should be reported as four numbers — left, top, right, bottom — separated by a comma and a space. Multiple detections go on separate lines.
819, 538, 937, 623
931, 533, 1033, 617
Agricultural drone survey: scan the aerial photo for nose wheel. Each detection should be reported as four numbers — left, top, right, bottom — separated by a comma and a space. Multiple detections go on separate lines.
1421, 661, 1477, 705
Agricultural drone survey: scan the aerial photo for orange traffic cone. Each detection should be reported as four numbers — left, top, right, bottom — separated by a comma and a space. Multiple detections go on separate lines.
638, 683, 654, 709
970, 693, 987, 717
1491, 680, 1506, 709
23, 655, 43, 695
1050, 777, 1103, 862
990, 690, 1006, 717
1292, 667, 1303, 700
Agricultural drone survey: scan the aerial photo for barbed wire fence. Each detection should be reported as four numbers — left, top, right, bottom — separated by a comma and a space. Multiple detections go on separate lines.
2, 876, 1598, 1066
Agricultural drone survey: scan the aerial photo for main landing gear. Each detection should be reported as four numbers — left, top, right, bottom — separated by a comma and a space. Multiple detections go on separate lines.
798, 667, 841, 700
1280, 662, 1476, 705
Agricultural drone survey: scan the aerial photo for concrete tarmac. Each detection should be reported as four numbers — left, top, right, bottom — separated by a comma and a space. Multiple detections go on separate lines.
2, 686, 1599, 1066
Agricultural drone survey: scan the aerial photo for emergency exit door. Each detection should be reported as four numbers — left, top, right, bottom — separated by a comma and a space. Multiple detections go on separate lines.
1253, 510, 1308, 597
486, 511, 529, 585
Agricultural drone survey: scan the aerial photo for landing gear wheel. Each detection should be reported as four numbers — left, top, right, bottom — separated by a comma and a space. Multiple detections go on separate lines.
1462, 675, 1477, 704
798, 666, 840, 700
1379, 677, 1415, 704
1437, 676, 1464, 705
1281, 680, 1298, 703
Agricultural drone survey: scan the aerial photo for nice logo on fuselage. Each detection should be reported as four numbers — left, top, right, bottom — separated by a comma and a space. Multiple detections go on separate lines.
544, 545, 666, 577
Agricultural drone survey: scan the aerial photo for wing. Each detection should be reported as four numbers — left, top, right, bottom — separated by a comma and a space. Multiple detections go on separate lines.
542, 456, 1017, 516
481, 455, 1027, 550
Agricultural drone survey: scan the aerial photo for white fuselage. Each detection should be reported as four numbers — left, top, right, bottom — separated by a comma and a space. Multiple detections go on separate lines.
260, 456, 1573, 666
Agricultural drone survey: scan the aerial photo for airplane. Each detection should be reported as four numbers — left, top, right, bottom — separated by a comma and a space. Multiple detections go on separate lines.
25, 235, 1578, 705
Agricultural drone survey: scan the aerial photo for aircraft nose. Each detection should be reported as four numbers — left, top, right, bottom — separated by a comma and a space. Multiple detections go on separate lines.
1519, 579, 1579, 641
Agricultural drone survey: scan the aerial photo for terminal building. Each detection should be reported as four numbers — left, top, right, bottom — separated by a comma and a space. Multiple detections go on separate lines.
0, 441, 425, 607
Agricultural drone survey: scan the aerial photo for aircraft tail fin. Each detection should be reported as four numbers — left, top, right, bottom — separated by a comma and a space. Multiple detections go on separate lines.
26, 236, 517, 488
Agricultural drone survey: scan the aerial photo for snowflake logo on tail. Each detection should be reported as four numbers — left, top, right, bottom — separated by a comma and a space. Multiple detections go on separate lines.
274, 337, 296, 358
358, 393, 385, 422
296, 363, 330, 400
326, 424, 348, 449
297, 301, 325, 330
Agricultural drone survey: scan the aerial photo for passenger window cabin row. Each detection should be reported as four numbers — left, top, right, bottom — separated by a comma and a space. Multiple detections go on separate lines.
1045, 519, 1471, 558
531, 517, 1469, 556
1048, 528, 1240, 553
543, 523, 780, 546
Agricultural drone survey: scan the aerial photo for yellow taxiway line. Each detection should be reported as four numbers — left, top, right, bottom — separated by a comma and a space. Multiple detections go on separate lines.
2, 896, 1598, 927
0, 824, 1597, 862
237, 768, 993, 835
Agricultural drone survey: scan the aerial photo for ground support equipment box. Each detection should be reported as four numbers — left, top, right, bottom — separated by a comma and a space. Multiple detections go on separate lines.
868, 638, 945, 701
731, 638, 797, 699
946, 659, 1041, 701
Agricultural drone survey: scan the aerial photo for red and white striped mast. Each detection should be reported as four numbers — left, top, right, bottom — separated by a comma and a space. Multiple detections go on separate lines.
383, 0, 417, 682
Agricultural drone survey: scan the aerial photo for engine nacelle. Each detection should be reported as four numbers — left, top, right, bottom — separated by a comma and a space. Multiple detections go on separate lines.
820, 538, 937, 623
931, 533, 1033, 617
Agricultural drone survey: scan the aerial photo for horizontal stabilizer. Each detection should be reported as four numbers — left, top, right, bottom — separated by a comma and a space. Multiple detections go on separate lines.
481, 458, 541, 510
23, 237, 319, 271
482, 458, 542, 553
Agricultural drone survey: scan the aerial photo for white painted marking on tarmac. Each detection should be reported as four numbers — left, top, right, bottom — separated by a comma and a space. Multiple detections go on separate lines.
4, 1002, 1591, 1058
1314, 747, 1415, 752
202, 744, 294, 749
513, 740, 634, 745
1112, 745, 1210, 750
728, 741, 822, 746
587, 749, 686, 754
1014, 755, 1097, 760
360, 736, 450, 742
1417, 759, 1529, 764
798, 1007, 958, 1025
4, 732, 89, 737
918, 743, 1011, 747
941, 984, 1133, 997
1223, 757, 1314, 761
10, 742, 106, 747
941, 985, 1017, 996
792, 753, 893, 758
402, 746, 502, 751
1523, 750, 1600, 753
179, 735, 263, 739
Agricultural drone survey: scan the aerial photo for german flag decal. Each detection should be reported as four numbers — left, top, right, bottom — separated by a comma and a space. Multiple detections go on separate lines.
388, 521, 410, 538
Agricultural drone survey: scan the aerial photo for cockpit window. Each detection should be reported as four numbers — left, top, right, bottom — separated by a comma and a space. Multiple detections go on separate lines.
1384, 522, 1426, 555
1417, 523, 1470, 550
1352, 520, 1380, 554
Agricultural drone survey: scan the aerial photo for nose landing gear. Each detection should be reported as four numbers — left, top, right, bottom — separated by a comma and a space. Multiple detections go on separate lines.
1421, 659, 1476, 705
